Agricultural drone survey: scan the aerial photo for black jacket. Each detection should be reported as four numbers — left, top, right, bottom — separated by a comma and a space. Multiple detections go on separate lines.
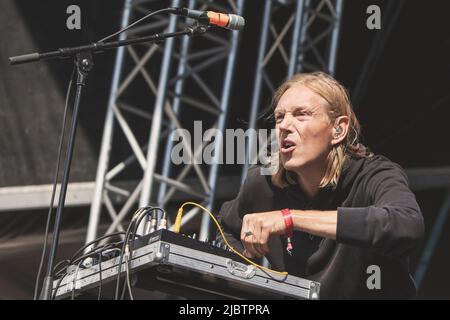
219, 154, 424, 299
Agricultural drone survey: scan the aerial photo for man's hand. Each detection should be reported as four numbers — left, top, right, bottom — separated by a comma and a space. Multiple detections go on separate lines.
239, 209, 338, 258
240, 211, 286, 259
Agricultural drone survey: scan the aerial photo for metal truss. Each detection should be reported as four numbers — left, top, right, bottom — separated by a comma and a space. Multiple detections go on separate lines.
242, 0, 344, 178
85, 0, 246, 245
294, 0, 344, 75
414, 188, 450, 289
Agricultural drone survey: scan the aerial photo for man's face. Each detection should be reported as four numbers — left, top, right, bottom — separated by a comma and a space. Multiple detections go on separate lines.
275, 85, 333, 173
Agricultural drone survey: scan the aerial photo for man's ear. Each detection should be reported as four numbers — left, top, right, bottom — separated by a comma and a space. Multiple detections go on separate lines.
331, 116, 350, 146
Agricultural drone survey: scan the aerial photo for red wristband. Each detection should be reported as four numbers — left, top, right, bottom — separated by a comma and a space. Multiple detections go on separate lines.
281, 208, 294, 255
281, 208, 294, 237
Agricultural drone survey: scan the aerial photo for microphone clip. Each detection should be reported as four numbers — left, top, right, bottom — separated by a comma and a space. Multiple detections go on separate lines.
186, 23, 210, 37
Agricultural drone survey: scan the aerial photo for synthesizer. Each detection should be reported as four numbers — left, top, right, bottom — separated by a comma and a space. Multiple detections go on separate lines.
52, 229, 320, 300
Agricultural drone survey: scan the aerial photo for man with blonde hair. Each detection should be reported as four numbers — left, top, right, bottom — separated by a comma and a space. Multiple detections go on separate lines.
219, 72, 424, 299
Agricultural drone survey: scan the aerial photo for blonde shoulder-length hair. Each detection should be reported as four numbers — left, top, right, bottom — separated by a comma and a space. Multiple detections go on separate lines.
271, 72, 365, 189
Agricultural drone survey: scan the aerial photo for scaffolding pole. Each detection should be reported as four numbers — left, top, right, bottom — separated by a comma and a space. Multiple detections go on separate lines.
85, 0, 134, 246
200, 0, 245, 241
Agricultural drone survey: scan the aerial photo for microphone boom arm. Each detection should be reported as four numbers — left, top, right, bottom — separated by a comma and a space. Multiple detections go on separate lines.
9, 24, 208, 66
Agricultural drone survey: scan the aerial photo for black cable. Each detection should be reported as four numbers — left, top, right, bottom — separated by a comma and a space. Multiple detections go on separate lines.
71, 242, 122, 266
115, 212, 140, 300
125, 255, 134, 300
124, 207, 165, 300
52, 272, 68, 300
53, 244, 121, 300
120, 277, 128, 300
115, 207, 152, 300
135, 208, 164, 244
98, 8, 174, 43
33, 67, 76, 300
70, 232, 126, 263
97, 252, 103, 300
71, 260, 84, 300
53, 260, 70, 272
52, 207, 161, 300
54, 260, 96, 298
53, 210, 157, 300
70, 238, 137, 266
52, 207, 157, 300
52, 259, 71, 277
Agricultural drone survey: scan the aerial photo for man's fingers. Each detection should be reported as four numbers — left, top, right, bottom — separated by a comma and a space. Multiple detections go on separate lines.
240, 214, 272, 258
259, 227, 270, 254
243, 249, 253, 259
240, 215, 254, 258
252, 220, 266, 258
245, 232, 259, 258
240, 215, 250, 242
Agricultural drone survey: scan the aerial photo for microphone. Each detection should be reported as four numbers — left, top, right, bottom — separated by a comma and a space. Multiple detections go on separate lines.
169, 7, 245, 31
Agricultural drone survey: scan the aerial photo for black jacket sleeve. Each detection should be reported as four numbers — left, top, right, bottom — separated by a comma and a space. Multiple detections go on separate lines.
336, 160, 424, 257
216, 168, 256, 253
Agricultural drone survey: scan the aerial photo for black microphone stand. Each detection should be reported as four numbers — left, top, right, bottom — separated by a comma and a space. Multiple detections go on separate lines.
9, 24, 209, 300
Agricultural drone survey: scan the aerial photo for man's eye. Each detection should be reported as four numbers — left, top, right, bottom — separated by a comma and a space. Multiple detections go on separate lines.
294, 111, 310, 118
275, 115, 284, 123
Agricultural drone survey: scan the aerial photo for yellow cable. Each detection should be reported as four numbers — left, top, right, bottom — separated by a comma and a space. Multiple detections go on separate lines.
173, 207, 183, 234
175, 202, 288, 277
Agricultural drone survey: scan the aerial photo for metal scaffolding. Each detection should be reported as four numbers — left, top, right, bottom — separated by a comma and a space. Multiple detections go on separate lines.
85, 0, 246, 245
242, 0, 344, 178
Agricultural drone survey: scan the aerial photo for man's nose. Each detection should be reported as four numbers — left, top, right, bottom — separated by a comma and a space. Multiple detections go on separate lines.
279, 113, 293, 131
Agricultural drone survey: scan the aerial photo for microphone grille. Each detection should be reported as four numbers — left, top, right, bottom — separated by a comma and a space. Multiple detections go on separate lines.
228, 14, 246, 30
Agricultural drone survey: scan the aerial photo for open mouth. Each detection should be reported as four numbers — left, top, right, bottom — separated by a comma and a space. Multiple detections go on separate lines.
281, 139, 296, 153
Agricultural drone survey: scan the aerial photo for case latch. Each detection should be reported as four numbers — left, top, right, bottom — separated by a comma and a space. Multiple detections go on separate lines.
226, 259, 256, 279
